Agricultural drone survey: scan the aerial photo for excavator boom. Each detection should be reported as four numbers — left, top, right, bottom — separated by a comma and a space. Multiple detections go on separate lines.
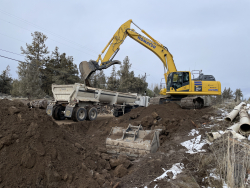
79, 19, 177, 81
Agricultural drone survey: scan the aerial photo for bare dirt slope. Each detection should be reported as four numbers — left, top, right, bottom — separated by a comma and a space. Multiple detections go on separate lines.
0, 99, 228, 188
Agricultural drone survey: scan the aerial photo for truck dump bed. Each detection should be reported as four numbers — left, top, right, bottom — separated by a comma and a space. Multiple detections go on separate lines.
51, 83, 137, 105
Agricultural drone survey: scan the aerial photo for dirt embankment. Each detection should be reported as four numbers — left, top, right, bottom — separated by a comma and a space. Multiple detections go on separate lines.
0, 99, 220, 187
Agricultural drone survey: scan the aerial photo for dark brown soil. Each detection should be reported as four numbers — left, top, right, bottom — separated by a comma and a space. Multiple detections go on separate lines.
0, 99, 222, 188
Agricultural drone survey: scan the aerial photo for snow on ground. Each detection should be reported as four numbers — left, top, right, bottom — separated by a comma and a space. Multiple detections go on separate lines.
188, 129, 199, 136
219, 108, 229, 117
246, 104, 250, 109
154, 163, 184, 181
181, 135, 207, 154
143, 163, 184, 188
247, 104, 250, 114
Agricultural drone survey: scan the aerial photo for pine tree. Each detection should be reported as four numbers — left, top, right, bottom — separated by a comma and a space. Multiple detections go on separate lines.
0, 65, 12, 94
17, 31, 49, 98
51, 51, 79, 85
222, 87, 234, 100
39, 47, 80, 95
10, 79, 21, 97
153, 84, 160, 95
89, 70, 106, 89
117, 56, 132, 92
107, 65, 119, 91
117, 56, 148, 94
234, 88, 243, 102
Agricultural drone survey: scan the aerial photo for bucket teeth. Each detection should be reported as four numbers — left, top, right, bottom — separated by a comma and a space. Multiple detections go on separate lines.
106, 124, 161, 157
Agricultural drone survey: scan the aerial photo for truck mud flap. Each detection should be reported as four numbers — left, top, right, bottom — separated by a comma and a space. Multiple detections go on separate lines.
65, 105, 75, 118
46, 105, 54, 116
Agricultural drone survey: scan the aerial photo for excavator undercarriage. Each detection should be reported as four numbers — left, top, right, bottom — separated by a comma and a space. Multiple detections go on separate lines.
150, 95, 210, 109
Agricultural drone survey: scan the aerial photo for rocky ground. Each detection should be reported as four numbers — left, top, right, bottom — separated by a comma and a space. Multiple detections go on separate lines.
0, 98, 250, 187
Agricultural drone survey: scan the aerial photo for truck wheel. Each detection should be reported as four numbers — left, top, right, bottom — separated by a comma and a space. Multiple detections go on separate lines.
73, 107, 87, 122
113, 109, 119, 117
71, 107, 77, 121
52, 106, 58, 120
87, 107, 98, 121
54, 106, 65, 120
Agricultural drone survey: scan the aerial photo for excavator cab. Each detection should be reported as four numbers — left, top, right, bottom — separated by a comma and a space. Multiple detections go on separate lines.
167, 71, 190, 92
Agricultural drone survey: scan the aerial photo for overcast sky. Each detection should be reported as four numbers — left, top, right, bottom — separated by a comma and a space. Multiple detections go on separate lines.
0, 0, 249, 98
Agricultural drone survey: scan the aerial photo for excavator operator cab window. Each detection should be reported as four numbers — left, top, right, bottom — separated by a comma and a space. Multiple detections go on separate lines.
167, 72, 190, 91
172, 73, 183, 90
183, 72, 189, 83
166, 73, 172, 92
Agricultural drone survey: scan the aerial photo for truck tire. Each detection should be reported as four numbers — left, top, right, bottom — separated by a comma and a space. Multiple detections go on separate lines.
52, 106, 58, 120
73, 107, 87, 122
71, 107, 77, 122
113, 109, 119, 117
54, 106, 65, 120
87, 107, 98, 121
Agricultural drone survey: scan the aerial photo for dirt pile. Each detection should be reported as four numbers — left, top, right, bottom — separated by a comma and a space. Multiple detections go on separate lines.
0, 99, 218, 187
0, 99, 130, 188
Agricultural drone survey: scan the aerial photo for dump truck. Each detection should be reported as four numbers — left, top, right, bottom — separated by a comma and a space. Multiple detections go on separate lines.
46, 83, 149, 121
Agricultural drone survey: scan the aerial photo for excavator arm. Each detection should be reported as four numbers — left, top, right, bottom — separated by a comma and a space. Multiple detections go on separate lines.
79, 19, 177, 82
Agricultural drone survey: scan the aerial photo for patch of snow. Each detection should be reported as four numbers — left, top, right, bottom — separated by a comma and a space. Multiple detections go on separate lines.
223, 181, 229, 188
154, 163, 184, 181
188, 129, 199, 136
216, 118, 224, 121
246, 104, 250, 109
209, 169, 220, 180
218, 130, 224, 134
205, 123, 223, 129
219, 108, 228, 117
248, 135, 250, 141
181, 135, 206, 154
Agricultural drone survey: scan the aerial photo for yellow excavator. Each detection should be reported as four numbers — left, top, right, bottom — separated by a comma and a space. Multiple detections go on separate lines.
79, 19, 221, 108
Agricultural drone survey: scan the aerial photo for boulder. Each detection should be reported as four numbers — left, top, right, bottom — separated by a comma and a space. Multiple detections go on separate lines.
114, 164, 128, 178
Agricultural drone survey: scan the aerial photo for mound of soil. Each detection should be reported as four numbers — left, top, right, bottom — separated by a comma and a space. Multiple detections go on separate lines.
0, 99, 217, 188
0, 99, 127, 188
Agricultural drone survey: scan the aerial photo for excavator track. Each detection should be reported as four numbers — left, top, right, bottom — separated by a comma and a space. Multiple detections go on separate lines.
150, 96, 205, 109
180, 97, 204, 109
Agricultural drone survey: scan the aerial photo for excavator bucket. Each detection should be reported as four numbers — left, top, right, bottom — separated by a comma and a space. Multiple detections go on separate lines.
79, 60, 121, 80
106, 124, 161, 157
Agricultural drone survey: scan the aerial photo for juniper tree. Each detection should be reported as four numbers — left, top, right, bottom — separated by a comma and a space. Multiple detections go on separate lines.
0, 65, 12, 94
90, 70, 106, 89
153, 84, 160, 96
222, 87, 234, 100
234, 88, 243, 102
49, 49, 79, 85
117, 56, 147, 94
107, 65, 119, 91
